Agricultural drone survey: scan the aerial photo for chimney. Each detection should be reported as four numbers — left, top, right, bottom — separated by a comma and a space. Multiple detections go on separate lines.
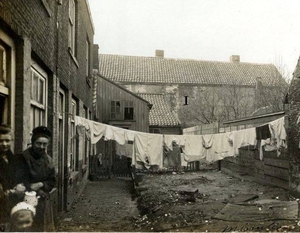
155, 50, 164, 58
230, 55, 240, 63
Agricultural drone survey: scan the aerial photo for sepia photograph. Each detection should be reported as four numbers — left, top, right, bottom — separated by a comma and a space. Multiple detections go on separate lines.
0, 0, 300, 231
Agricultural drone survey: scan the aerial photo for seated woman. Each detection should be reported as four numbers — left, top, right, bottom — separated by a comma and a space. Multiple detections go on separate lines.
16, 126, 56, 232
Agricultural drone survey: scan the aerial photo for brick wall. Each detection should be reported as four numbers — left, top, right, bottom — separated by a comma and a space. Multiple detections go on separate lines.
0, 0, 95, 214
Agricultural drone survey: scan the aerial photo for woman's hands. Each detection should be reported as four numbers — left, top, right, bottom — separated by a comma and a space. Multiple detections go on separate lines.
13, 183, 26, 195
30, 182, 44, 191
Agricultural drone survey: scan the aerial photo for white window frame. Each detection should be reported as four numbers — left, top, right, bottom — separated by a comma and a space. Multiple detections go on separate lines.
0, 29, 16, 150
30, 63, 47, 132
111, 101, 121, 119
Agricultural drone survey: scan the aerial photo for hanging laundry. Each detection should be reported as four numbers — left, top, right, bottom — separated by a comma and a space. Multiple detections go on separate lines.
256, 124, 271, 140
116, 143, 134, 158
232, 128, 257, 155
165, 141, 182, 171
264, 117, 287, 156
209, 132, 234, 162
133, 132, 163, 169
164, 135, 186, 151
75, 116, 89, 129
125, 129, 136, 141
202, 134, 214, 162
181, 135, 205, 162
104, 125, 126, 145
87, 120, 107, 144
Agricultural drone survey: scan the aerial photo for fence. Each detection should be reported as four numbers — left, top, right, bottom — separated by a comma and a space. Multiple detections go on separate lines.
182, 111, 289, 189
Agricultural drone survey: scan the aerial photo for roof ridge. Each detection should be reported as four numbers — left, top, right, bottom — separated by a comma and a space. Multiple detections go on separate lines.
99, 53, 274, 66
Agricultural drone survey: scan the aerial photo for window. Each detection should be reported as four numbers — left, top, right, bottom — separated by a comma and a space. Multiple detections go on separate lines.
0, 30, 15, 146
30, 65, 47, 132
124, 101, 134, 120
111, 101, 121, 119
70, 99, 77, 172
68, 0, 76, 55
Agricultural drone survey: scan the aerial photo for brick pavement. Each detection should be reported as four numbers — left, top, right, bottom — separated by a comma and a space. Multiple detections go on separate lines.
57, 178, 139, 232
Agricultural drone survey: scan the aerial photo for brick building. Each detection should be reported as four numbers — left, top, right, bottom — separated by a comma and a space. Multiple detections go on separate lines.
0, 0, 152, 218
0, 0, 95, 215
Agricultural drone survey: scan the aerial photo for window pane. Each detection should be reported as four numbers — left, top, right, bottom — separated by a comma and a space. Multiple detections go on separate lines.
116, 105, 121, 114
38, 78, 44, 104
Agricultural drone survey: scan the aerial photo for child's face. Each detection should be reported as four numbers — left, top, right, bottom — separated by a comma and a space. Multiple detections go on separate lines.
0, 133, 12, 153
11, 209, 34, 231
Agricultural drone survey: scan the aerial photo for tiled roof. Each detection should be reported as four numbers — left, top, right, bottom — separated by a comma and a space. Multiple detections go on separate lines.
137, 93, 181, 127
99, 54, 285, 86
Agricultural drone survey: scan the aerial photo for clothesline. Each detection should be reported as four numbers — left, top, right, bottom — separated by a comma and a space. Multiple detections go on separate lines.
75, 116, 287, 169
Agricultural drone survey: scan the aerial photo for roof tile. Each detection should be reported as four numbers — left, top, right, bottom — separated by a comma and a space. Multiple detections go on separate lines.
99, 54, 285, 86
137, 93, 180, 127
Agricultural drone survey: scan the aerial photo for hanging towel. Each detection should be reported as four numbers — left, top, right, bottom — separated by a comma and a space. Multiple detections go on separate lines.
256, 124, 271, 140
181, 135, 205, 162
134, 132, 163, 168
209, 132, 234, 162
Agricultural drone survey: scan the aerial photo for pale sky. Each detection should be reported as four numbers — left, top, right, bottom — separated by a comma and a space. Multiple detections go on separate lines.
88, 0, 300, 79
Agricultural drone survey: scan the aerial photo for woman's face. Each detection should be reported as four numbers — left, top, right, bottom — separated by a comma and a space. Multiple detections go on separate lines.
32, 137, 49, 155
0, 133, 12, 153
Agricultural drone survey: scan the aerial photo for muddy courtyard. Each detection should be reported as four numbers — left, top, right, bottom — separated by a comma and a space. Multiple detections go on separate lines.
57, 167, 300, 232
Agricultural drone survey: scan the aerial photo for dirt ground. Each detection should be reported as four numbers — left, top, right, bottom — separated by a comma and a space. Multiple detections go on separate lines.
133, 166, 300, 232
57, 165, 300, 232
